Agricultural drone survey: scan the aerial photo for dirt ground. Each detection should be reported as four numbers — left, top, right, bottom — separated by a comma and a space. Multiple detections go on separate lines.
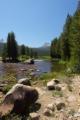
33, 75, 80, 120
0, 75, 80, 120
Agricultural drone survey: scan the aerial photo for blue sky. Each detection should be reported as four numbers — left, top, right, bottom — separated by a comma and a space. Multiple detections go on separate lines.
0, 0, 77, 47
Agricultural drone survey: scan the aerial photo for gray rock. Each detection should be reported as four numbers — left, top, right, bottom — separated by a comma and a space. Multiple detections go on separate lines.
36, 69, 40, 72
47, 103, 55, 111
54, 79, 60, 84
29, 112, 40, 120
29, 69, 35, 72
55, 98, 65, 111
0, 84, 7, 92
18, 78, 31, 86
47, 80, 55, 90
74, 113, 80, 117
26, 59, 34, 64
47, 79, 60, 90
30, 72, 35, 77
20, 69, 27, 71
55, 85, 61, 91
0, 84, 38, 117
0, 84, 7, 87
43, 108, 53, 116
67, 95, 76, 102
56, 102, 65, 110
57, 84, 67, 90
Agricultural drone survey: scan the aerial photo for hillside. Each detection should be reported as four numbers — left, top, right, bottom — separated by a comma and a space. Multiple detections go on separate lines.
33, 46, 50, 57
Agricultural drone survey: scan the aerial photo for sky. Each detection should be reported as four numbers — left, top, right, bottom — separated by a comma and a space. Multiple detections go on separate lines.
0, 0, 78, 47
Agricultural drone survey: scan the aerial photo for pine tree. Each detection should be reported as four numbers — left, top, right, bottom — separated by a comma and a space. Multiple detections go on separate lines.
20, 45, 26, 55
60, 14, 72, 60
50, 38, 59, 58
7, 32, 18, 61
34, 51, 38, 58
7, 33, 11, 60
2, 43, 7, 62
70, 4, 80, 65
30, 48, 34, 58
77, 0, 80, 10
26, 46, 30, 56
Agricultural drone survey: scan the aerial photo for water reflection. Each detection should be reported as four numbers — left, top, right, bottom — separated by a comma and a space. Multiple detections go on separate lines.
35, 60, 51, 75
51, 61, 66, 72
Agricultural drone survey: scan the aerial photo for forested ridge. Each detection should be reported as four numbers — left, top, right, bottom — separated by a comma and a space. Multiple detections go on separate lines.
50, 1, 80, 71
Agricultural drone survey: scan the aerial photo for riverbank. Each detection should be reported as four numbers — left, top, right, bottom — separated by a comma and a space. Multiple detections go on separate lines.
0, 72, 80, 120
34, 74, 80, 120
0, 60, 80, 120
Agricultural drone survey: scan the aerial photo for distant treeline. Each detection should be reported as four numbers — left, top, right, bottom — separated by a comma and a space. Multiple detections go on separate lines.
0, 33, 50, 62
50, 1, 80, 67
0, 32, 39, 62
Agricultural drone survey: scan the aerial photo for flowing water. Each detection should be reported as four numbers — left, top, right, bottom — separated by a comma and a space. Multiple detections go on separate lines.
0, 60, 66, 80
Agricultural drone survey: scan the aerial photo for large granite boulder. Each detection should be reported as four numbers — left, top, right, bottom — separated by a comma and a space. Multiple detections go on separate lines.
18, 78, 31, 86
0, 84, 38, 117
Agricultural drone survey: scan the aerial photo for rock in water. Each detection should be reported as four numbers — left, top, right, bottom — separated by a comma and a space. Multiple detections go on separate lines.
30, 59, 34, 64
26, 59, 34, 64
0, 84, 38, 117
18, 78, 31, 86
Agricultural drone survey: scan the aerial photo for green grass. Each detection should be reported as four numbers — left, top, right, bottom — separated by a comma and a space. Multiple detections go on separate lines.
0, 73, 17, 94
3, 114, 26, 120
37, 65, 74, 87
38, 56, 51, 60
19, 55, 29, 62
39, 72, 57, 80
58, 60, 68, 65
68, 109, 75, 116
52, 90, 63, 97
38, 72, 57, 85
2, 84, 13, 94
39, 71, 69, 81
